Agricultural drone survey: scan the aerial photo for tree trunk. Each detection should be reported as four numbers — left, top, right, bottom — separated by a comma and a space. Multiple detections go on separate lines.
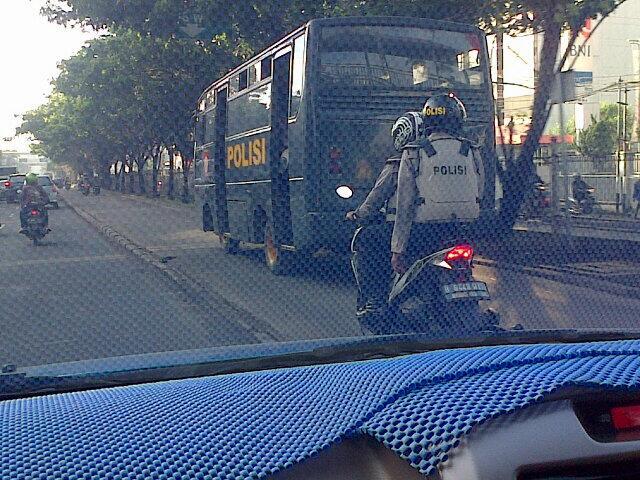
137, 156, 147, 194
128, 161, 135, 194
167, 146, 175, 199
100, 161, 112, 189
122, 156, 131, 193
114, 161, 121, 191
120, 158, 127, 192
152, 147, 161, 197
499, 17, 562, 229
181, 155, 191, 203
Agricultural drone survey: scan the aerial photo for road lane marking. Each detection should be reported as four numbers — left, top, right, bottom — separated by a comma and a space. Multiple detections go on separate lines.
0, 254, 126, 268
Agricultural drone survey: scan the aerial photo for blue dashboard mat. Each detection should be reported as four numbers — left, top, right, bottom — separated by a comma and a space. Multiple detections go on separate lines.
3, 340, 640, 479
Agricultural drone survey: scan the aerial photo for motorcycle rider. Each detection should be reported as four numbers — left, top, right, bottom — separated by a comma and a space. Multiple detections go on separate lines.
572, 173, 590, 205
390, 93, 484, 275
19, 173, 50, 233
346, 111, 423, 317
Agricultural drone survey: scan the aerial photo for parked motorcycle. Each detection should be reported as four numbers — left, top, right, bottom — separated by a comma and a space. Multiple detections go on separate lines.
92, 184, 101, 195
567, 187, 601, 215
351, 225, 501, 337
21, 202, 50, 246
520, 181, 551, 220
81, 183, 91, 196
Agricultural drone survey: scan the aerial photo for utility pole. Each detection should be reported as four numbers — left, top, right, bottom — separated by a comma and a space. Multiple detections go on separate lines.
550, 137, 560, 234
496, 30, 505, 127
623, 85, 629, 212
559, 81, 570, 235
629, 40, 640, 143
616, 78, 623, 213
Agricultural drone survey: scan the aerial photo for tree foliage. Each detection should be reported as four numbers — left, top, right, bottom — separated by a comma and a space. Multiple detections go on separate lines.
29, 0, 629, 214
19, 27, 233, 194
577, 103, 635, 158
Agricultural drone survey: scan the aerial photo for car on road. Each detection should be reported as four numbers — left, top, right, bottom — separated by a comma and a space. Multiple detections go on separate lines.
38, 175, 59, 209
3, 174, 26, 203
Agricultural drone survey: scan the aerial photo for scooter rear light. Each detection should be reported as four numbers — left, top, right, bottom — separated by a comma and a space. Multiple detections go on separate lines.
445, 244, 474, 266
329, 147, 342, 174
30, 209, 39, 216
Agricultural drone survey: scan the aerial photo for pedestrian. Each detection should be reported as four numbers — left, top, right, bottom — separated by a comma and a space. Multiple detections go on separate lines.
633, 178, 640, 219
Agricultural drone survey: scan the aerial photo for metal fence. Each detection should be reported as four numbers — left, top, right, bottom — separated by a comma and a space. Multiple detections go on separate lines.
553, 155, 639, 207
498, 154, 640, 212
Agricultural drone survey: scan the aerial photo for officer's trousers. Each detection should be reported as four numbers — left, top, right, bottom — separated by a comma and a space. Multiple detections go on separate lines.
353, 221, 463, 307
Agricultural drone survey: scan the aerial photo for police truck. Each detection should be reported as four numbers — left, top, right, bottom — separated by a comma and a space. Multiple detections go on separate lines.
194, 17, 495, 274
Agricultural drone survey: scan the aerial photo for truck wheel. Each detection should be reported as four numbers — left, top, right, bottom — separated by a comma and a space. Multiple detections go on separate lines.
222, 236, 240, 255
264, 223, 293, 275
202, 205, 214, 232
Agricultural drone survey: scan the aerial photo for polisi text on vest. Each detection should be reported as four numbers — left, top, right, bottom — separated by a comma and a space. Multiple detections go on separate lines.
434, 165, 468, 175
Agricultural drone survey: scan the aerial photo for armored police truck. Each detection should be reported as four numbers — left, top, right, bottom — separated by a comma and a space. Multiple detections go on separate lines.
194, 17, 495, 274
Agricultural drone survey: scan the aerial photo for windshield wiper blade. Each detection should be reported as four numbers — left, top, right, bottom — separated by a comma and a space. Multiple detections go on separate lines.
2, 329, 639, 401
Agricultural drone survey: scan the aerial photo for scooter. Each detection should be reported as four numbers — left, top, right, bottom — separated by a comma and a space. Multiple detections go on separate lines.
81, 183, 91, 196
92, 184, 101, 195
520, 182, 551, 220
567, 187, 600, 215
351, 225, 500, 337
21, 202, 50, 246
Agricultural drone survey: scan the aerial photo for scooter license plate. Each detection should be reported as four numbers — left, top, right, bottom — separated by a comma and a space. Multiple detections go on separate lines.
441, 282, 490, 301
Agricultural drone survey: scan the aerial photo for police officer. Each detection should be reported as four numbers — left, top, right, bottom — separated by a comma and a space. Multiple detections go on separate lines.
346, 111, 424, 318
390, 94, 484, 274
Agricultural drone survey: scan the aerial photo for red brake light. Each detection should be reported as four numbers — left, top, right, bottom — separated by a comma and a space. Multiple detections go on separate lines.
611, 405, 640, 431
4, 181, 11, 187
30, 209, 39, 216
445, 244, 474, 263
329, 147, 342, 174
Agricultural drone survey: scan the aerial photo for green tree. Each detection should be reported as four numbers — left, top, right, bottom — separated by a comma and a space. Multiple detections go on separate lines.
20, 28, 232, 196
577, 102, 635, 158
40, 0, 629, 221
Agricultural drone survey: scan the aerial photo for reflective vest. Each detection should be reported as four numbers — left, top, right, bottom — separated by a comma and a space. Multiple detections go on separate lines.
385, 134, 482, 223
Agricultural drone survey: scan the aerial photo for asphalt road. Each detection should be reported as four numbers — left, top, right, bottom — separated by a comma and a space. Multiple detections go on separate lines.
0, 200, 253, 368
66, 192, 640, 333
4, 190, 640, 369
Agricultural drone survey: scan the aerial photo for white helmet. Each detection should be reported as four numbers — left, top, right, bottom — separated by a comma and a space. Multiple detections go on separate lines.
391, 111, 423, 152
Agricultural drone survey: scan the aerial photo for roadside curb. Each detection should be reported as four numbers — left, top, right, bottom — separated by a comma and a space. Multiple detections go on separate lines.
475, 257, 640, 301
103, 190, 195, 212
60, 195, 278, 343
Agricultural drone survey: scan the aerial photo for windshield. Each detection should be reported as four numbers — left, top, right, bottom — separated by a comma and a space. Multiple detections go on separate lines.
2, 2, 640, 395
319, 25, 486, 91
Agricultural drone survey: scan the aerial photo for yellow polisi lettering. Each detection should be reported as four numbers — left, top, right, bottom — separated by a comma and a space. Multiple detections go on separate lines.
252, 138, 262, 165
424, 106, 446, 116
241, 144, 250, 167
233, 145, 242, 168
227, 138, 268, 169
227, 146, 234, 169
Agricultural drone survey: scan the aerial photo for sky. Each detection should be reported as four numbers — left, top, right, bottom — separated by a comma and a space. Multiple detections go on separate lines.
0, 0, 97, 152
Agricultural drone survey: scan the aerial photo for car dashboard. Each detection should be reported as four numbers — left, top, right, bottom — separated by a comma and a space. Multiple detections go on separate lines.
4, 340, 640, 480
273, 396, 640, 480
